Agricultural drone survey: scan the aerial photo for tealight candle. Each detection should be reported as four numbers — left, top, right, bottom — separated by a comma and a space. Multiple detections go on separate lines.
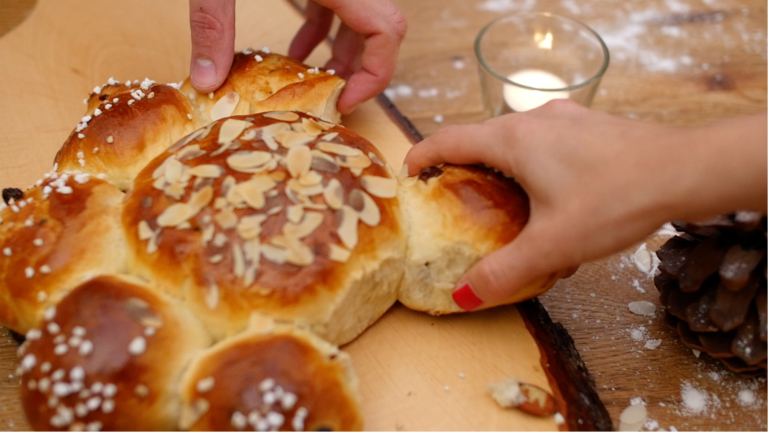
503, 69, 570, 112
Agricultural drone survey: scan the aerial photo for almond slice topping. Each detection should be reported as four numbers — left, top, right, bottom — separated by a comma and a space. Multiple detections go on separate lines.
164, 182, 186, 200
152, 157, 173, 180
287, 179, 324, 197
328, 244, 351, 263
322, 132, 339, 141
303, 117, 332, 135
261, 244, 287, 264
210, 91, 240, 121
361, 175, 398, 198
337, 205, 359, 250
157, 203, 195, 227
237, 214, 267, 240
226, 151, 272, 171
317, 142, 363, 157
297, 171, 323, 187
311, 150, 340, 174
286, 146, 312, 178
189, 164, 224, 178
165, 158, 184, 184
287, 204, 304, 224
218, 118, 252, 144
276, 131, 315, 148
232, 242, 245, 277
285, 239, 314, 266
283, 211, 324, 239
214, 209, 238, 230
349, 189, 381, 226
337, 154, 372, 170
323, 178, 343, 210
264, 111, 299, 122
138, 221, 154, 240
189, 186, 214, 212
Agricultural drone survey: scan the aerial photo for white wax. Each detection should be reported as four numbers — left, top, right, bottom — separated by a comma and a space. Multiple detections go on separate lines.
503, 69, 570, 112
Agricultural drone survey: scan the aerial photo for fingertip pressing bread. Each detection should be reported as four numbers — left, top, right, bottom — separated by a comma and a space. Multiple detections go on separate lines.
17, 275, 212, 431
122, 111, 406, 344
0, 174, 127, 334
179, 315, 362, 431
397, 164, 563, 314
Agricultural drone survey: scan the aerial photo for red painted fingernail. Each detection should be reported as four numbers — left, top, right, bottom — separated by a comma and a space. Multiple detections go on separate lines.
452, 283, 483, 311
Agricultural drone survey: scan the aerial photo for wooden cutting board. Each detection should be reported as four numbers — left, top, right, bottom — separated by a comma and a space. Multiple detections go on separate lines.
0, 1, 609, 430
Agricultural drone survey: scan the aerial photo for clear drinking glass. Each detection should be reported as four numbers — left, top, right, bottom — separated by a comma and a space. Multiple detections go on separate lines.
475, 12, 610, 117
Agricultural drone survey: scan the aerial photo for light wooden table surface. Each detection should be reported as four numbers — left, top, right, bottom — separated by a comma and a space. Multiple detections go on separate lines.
1, 0, 766, 430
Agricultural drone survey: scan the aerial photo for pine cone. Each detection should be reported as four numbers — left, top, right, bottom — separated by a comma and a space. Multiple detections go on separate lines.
654, 211, 767, 374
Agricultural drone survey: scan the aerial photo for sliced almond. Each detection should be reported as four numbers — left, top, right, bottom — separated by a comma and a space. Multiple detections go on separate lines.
171, 129, 206, 152
337, 154, 371, 170
266, 205, 283, 215
311, 150, 340, 174
147, 234, 159, 254
189, 164, 224, 178
283, 211, 324, 239
214, 209, 238, 230
349, 189, 381, 226
243, 239, 261, 262
287, 205, 304, 224
269, 171, 287, 182
286, 146, 312, 178
337, 205, 359, 250
177, 144, 207, 162
303, 117, 332, 135
323, 178, 344, 210
297, 171, 323, 187
213, 232, 229, 248
287, 179, 324, 197
189, 186, 214, 211
232, 242, 245, 277
350, 167, 363, 177
157, 203, 195, 227
328, 244, 351, 263
210, 91, 240, 121
317, 142, 362, 157
208, 254, 224, 263
153, 176, 167, 191
322, 132, 339, 141
240, 129, 257, 141
201, 224, 215, 245
276, 131, 315, 148
369, 151, 385, 166
263, 111, 299, 122
164, 182, 186, 200
138, 221, 154, 240
152, 157, 173, 180
165, 158, 184, 184
218, 118, 252, 144
226, 151, 272, 171
261, 244, 287, 264
361, 175, 398, 198
290, 122, 305, 133
237, 214, 267, 240
244, 263, 259, 286
205, 284, 219, 310
285, 239, 314, 266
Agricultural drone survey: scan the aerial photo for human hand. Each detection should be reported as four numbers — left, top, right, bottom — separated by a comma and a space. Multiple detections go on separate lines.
404, 100, 767, 311
188, 0, 406, 115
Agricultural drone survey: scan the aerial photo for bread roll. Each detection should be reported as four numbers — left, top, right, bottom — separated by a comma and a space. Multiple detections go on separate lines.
54, 52, 344, 191
179, 316, 362, 431
179, 50, 345, 125
17, 275, 212, 430
397, 164, 563, 314
0, 173, 126, 334
122, 111, 406, 344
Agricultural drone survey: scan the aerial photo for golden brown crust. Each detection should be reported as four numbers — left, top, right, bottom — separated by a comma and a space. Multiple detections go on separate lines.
398, 165, 563, 314
179, 321, 362, 431
54, 81, 199, 191
122, 112, 405, 343
180, 52, 345, 124
0, 174, 127, 334
17, 275, 212, 431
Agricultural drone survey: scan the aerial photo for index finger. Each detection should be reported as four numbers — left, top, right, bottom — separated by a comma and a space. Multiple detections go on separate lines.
313, 0, 406, 113
403, 123, 509, 176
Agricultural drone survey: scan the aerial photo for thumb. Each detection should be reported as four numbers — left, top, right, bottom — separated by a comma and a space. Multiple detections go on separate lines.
189, 0, 236, 93
451, 222, 568, 311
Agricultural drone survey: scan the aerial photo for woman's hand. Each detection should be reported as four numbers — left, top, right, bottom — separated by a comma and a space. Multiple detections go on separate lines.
405, 100, 767, 311
188, 0, 406, 114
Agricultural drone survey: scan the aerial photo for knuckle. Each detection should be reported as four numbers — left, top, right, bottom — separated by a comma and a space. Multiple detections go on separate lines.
189, 10, 227, 48
388, 8, 408, 39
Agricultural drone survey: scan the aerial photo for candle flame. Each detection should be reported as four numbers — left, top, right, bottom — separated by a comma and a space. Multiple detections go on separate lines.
536, 32, 553, 50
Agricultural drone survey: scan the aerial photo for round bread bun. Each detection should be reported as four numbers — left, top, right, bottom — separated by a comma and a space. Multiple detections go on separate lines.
122, 111, 406, 344
54, 80, 199, 191
179, 316, 362, 431
0, 173, 127, 334
179, 51, 345, 125
17, 274, 212, 431
54, 52, 344, 192
397, 164, 564, 314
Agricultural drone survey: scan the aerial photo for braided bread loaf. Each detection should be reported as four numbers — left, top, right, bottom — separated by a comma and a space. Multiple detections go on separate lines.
1, 50, 563, 430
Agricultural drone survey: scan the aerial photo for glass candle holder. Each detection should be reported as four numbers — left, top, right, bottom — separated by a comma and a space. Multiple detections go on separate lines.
475, 12, 609, 117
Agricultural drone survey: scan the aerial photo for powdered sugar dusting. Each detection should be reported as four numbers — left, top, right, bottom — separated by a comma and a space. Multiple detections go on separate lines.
680, 382, 708, 414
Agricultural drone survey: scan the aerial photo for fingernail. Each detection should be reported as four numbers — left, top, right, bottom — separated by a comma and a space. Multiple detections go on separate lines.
191, 58, 217, 89
452, 283, 484, 311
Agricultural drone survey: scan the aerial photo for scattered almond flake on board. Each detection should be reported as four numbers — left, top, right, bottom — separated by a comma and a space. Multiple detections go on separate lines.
644, 339, 662, 350
263, 111, 299, 122
210, 91, 240, 121
632, 243, 659, 277
618, 403, 647, 431
628, 301, 656, 317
